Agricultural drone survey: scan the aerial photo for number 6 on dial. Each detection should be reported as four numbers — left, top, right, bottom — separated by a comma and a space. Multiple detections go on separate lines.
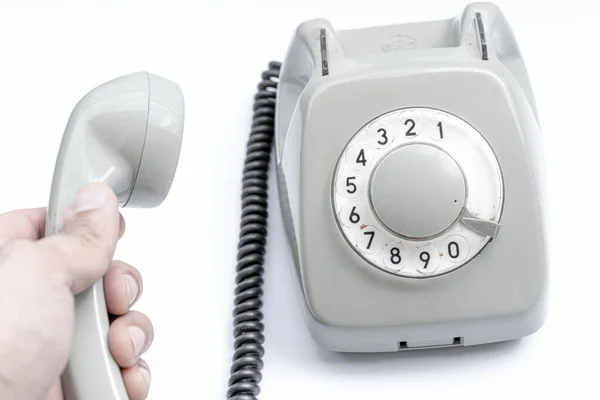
340, 202, 366, 228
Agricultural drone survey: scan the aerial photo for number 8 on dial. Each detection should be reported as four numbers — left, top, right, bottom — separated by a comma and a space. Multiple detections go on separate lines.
383, 242, 410, 270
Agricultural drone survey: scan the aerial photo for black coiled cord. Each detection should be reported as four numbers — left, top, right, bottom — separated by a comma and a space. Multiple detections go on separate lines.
227, 62, 281, 400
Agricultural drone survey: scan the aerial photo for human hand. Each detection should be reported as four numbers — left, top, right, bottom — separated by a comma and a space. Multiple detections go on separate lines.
0, 183, 153, 400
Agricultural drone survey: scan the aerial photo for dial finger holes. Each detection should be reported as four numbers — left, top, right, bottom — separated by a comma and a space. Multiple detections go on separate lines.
335, 173, 363, 198
413, 245, 441, 275
368, 121, 394, 149
443, 235, 470, 263
340, 202, 367, 228
383, 242, 410, 270
332, 107, 502, 278
356, 226, 383, 254
427, 112, 451, 141
398, 111, 423, 138
345, 144, 373, 170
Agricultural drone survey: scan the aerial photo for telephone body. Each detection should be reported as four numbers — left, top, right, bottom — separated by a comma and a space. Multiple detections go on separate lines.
275, 2, 547, 352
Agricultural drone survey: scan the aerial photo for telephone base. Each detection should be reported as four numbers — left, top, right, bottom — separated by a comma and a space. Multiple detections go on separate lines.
302, 294, 546, 353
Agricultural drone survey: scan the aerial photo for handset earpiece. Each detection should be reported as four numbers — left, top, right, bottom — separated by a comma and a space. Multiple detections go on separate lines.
45, 72, 184, 400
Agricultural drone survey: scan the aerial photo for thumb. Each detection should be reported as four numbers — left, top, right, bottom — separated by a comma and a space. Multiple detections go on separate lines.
38, 183, 121, 294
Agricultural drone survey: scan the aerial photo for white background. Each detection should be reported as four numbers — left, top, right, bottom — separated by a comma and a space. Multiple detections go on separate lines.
0, 0, 596, 399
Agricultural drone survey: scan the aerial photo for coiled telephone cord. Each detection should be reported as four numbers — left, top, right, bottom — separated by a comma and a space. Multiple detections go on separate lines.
227, 62, 281, 400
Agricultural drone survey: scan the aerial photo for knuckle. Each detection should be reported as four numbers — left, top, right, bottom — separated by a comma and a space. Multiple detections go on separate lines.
68, 221, 115, 266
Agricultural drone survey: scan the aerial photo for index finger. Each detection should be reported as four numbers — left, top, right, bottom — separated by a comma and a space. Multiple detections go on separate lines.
0, 207, 47, 246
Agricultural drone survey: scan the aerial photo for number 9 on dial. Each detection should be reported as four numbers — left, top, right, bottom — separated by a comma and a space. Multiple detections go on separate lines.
414, 244, 440, 274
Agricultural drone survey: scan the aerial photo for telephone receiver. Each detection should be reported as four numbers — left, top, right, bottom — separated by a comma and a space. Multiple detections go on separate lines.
45, 72, 184, 400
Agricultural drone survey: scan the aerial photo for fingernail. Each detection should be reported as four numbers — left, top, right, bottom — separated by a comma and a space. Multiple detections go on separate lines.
71, 184, 109, 213
139, 363, 151, 385
124, 274, 139, 306
129, 326, 146, 358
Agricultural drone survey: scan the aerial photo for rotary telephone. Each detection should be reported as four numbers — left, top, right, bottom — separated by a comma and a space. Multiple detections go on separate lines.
46, 2, 546, 399
227, 1, 547, 398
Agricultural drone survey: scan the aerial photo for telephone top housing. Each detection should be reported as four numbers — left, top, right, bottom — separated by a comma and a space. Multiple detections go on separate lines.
275, 2, 547, 352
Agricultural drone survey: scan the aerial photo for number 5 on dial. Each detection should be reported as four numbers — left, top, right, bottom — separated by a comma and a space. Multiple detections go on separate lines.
336, 174, 363, 197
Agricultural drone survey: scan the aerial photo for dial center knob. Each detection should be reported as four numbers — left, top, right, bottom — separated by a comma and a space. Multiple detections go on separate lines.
370, 143, 466, 239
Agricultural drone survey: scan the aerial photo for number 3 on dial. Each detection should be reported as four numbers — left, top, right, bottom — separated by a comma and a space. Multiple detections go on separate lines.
368, 122, 393, 149
377, 128, 388, 145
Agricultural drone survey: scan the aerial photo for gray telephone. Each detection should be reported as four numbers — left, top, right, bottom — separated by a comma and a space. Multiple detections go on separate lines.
228, 2, 547, 399
41, 3, 545, 399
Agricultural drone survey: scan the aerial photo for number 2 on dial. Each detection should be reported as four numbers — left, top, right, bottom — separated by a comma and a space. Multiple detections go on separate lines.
405, 119, 417, 136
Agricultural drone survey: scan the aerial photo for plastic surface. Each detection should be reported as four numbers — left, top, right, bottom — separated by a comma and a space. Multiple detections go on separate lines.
275, 2, 547, 352
46, 72, 184, 399
370, 143, 466, 239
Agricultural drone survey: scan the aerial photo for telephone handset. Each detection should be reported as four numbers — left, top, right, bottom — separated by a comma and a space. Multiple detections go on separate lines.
46, 72, 184, 400
228, 2, 547, 398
